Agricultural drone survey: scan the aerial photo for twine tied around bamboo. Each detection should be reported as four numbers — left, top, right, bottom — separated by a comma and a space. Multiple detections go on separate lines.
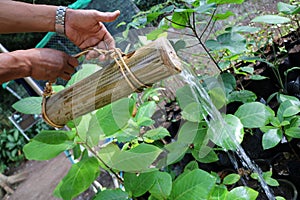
42, 48, 149, 128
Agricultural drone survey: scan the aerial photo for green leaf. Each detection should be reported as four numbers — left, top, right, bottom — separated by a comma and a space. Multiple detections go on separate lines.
23, 130, 76, 160
170, 169, 216, 200
135, 101, 157, 120
223, 173, 241, 185
208, 87, 226, 109
173, 39, 186, 52
221, 73, 236, 96
235, 102, 274, 128
262, 129, 282, 150
54, 157, 100, 200
124, 171, 156, 197
184, 161, 199, 172
226, 186, 258, 200
207, 0, 244, 4
93, 189, 129, 200
240, 66, 254, 74
75, 113, 102, 147
66, 64, 101, 87
213, 11, 234, 21
285, 127, 300, 138
143, 127, 170, 140
277, 2, 300, 15
181, 102, 205, 122
211, 114, 244, 150
227, 90, 257, 104
277, 100, 300, 122
12, 97, 42, 114
206, 32, 247, 54
225, 26, 260, 33
171, 11, 190, 29
96, 98, 134, 136
33, 130, 75, 144
264, 176, 279, 187
251, 15, 290, 24
276, 196, 286, 200
99, 143, 162, 172
149, 171, 172, 199
283, 105, 300, 117
249, 75, 268, 80
209, 185, 228, 200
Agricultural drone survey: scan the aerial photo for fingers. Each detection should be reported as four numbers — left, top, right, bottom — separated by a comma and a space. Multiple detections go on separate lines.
95, 10, 120, 22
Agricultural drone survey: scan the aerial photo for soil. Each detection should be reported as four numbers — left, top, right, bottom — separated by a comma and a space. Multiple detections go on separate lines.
3, 153, 72, 200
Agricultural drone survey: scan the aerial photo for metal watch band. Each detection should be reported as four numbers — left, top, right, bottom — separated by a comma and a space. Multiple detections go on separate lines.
55, 6, 67, 35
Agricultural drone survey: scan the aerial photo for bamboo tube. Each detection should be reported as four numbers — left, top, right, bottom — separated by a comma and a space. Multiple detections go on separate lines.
44, 37, 182, 127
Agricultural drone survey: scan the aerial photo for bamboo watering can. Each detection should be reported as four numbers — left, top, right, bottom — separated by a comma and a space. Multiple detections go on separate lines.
42, 37, 182, 128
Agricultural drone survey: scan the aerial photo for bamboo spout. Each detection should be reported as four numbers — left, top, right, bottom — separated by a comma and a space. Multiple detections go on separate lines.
44, 37, 182, 127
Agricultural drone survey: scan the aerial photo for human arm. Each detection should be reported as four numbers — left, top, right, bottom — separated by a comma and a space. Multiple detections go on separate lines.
0, 1, 120, 50
0, 48, 78, 84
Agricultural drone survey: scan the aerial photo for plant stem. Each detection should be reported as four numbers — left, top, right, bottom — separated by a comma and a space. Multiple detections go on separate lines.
190, 11, 221, 71
84, 144, 124, 184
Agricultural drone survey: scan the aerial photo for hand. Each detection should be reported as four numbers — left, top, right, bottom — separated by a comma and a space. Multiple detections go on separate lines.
26, 48, 78, 82
65, 9, 120, 52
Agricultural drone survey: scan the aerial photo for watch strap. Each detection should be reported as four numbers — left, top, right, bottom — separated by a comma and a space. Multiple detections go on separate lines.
55, 6, 67, 35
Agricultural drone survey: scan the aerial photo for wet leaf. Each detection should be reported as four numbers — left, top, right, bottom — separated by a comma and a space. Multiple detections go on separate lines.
226, 186, 258, 200
262, 129, 282, 150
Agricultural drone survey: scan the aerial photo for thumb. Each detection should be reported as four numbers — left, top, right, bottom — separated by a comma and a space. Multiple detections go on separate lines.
95, 10, 120, 22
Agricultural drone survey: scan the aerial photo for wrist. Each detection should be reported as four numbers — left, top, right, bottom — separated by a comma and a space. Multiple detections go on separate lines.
55, 6, 68, 35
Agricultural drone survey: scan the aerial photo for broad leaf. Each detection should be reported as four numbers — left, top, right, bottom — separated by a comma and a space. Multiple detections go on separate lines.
206, 32, 247, 54
96, 98, 134, 136
223, 173, 241, 185
99, 143, 162, 172
124, 171, 157, 197
170, 169, 216, 200
285, 127, 300, 138
226, 186, 258, 200
251, 15, 290, 24
181, 102, 205, 122
225, 26, 260, 33
93, 189, 129, 200
149, 171, 172, 199
211, 114, 244, 150
213, 11, 234, 21
221, 72, 236, 96
143, 127, 170, 140
262, 129, 282, 150
277, 100, 300, 122
12, 97, 42, 114
227, 90, 257, 104
235, 102, 274, 128
23, 130, 76, 160
54, 157, 100, 200
66, 64, 101, 87
171, 11, 190, 29
135, 101, 157, 120
277, 2, 300, 15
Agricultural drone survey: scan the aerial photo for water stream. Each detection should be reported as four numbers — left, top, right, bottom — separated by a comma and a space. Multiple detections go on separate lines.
179, 67, 276, 200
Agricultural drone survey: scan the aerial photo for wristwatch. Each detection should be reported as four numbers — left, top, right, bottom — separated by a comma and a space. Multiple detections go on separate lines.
55, 6, 67, 35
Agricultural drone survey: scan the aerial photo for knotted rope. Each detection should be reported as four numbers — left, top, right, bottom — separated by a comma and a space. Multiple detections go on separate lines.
42, 48, 149, 128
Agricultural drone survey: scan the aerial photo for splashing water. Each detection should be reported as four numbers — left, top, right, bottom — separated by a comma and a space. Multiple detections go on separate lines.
179, 67, 276, 200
